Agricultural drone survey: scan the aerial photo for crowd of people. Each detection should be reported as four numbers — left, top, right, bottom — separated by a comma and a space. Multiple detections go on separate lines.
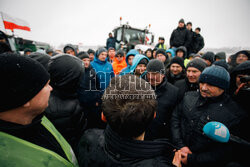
0, 18, 249, 167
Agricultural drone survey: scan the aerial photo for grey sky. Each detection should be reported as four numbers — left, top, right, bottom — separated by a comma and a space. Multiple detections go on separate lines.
0, 0, 249, 49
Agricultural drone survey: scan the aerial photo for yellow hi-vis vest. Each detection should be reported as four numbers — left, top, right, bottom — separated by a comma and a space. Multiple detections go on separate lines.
0, 116, 78, 167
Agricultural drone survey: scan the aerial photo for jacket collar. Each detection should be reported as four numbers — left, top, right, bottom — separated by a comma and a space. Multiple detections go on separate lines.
104, 125, 174, 159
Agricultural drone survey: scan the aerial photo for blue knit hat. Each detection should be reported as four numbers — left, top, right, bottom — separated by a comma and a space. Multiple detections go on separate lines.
199, 65, 230, 90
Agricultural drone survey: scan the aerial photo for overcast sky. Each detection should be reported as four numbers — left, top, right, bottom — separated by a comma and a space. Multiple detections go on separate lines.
0, 0, 249, 49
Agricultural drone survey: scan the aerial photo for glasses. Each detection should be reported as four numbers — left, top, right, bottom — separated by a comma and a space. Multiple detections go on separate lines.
116, 55, 123, 58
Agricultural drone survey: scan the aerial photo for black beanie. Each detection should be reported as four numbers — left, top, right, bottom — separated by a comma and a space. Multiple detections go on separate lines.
186, 58, 207, 72
231, 60, 250, 75
77, 51, 89, 60
138, 58, 148, 65
156, 49, 167, 58
235, 50, 250, 60
147, 59, 165, 74
28, 52, 51, 71
48, 54, 84, 93
169, 57, 185, 69
0, 53, 50, 111
202, 52, 215, 64
213, 60, 229, 71
214, 52, 226, 60
87, 49, 95, 55
179, 18, 185, 23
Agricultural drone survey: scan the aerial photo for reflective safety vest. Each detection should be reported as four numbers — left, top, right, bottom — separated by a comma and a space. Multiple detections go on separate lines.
0, 116, 79, 167
158, 44, 167, 50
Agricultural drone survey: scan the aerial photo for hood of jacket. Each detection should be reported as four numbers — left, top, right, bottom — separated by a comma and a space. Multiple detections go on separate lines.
48, 54, 84, 94
63, 44, 77, 56
176, 46, 187, 59
130, 54, 149, 73
125, 49, 139, 66
166, 48, 175, 58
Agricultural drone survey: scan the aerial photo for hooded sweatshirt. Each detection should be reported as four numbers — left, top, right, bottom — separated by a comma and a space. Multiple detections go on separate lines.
91, 52, 114, 92
130, 54, 149, 78
120, 49, 139, 76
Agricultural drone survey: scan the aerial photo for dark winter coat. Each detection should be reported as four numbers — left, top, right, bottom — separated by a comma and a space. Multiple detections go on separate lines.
106, 37, 117, 50
174, 78, 199, 98
170, 27, 192, 49
145, 78, 180, 140
171, 91, 246, 167
77, 65, 106, 129
191, 33, 204, 54
166, 70, 186, 85
45, 54, 86, 150
77, 126, 176, 167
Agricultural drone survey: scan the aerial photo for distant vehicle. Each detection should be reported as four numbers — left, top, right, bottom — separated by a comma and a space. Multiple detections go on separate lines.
0, 30, 51, 54
112, 23, 154, 52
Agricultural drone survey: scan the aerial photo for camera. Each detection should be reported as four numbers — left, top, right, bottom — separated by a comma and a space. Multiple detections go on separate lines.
240, 76, 250, 83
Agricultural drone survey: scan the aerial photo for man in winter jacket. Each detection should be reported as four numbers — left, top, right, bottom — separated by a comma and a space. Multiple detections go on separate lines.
0, 53, 78, 167
119, 49, 139, 76
229, 50, 250, 73
174, 58, 207, 98
170, 19, 192, 51
171, 65, 246, 167
166, 57, 186, 85
201, 51, 215, 66
145, 59, 180, 140
190, 27, 204, 54
156, 48, 171, 70
77, 74, 177, 167
155, 37, 167, 50
77, 52, 104, 129
229, 61, 250, 166
112, 49, 127, 75
106, 32, 118, 50
63, 44, 77, 56
91, 47, 115, 92
45, 54, 86, 151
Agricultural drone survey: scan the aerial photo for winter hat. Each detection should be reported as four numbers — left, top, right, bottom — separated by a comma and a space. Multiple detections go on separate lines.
138, 58, 149, 65
199, 65, 230, 90
63, 45, 74, 53
0, 53, 50, 111
214, 52, 226, 60
116, 49, 125, 57
96, 47, 107, 57
213, 60, 229, 71
87, 49, 95, 55
147, 59, 165, 74
156, 49, 167, 57
77, 51, 89, 60
28, 52, 51, 71
48, 54, 84, 93
235, 50, 250, 60
231, 60, 250, 75
179, 18, 185, 23
201, 52, 215, 64
169, 56, 185, 69
186, 58, 207, 72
